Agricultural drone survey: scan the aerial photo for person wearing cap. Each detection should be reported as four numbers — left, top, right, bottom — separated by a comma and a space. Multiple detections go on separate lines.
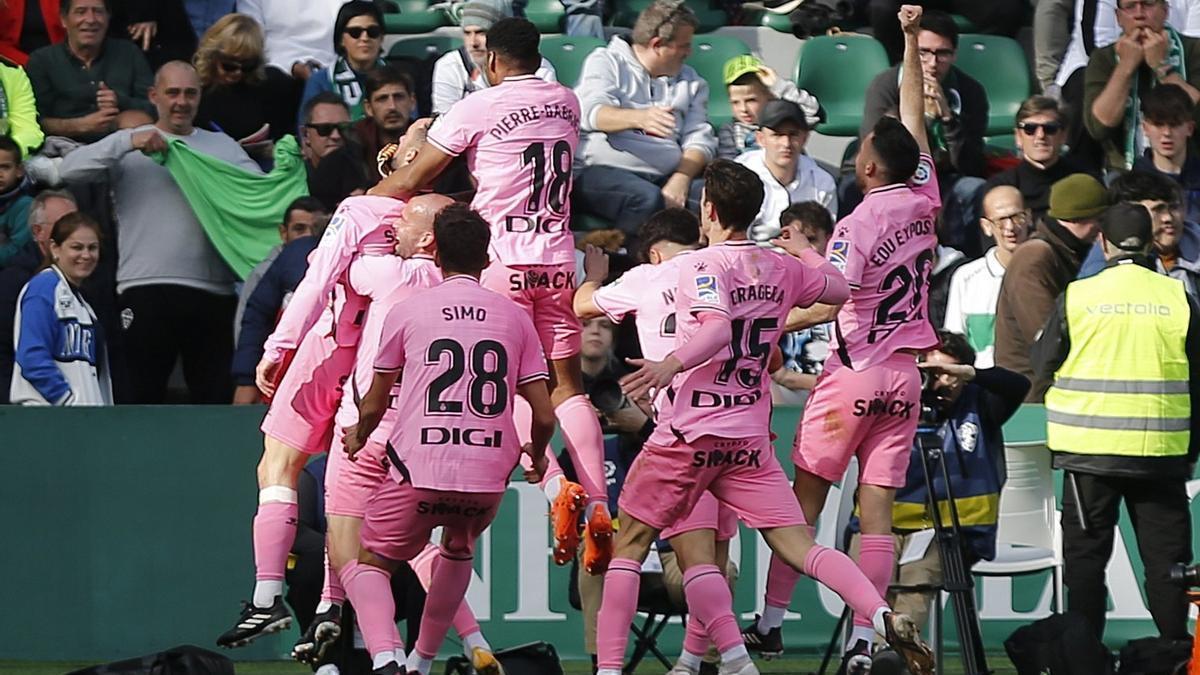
735, 99, 837, 241
1033, 201, 1200, 643
297, 1, 387, 123
431, 0, 557, 115
718, 54, 822, 160
572, 0, 717, 236
993, 173, 1107, 402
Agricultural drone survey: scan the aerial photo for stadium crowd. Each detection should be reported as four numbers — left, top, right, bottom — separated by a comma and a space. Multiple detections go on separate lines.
3, 0, 1199, 674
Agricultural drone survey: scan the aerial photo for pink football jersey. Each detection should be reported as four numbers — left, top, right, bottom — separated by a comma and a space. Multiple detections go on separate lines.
375, 276, 549, 492
649, 242, 839, 445
426, 76, 580, 267
591, 252, 695, 361
263, 196, 405, 362
825, 153, 941, 370
334, 254, 442, 442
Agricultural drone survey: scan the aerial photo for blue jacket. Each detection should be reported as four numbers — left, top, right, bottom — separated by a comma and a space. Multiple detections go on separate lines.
231, 235, 318, 384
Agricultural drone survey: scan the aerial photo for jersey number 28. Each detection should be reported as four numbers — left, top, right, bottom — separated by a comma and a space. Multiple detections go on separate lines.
425, 338, 509, 418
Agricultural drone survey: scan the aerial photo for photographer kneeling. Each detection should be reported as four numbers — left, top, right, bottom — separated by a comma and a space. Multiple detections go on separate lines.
849, 331, 1029, 662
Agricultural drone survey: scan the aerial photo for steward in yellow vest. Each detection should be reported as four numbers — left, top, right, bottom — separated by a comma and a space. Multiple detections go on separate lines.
1033, 202, 1199, 641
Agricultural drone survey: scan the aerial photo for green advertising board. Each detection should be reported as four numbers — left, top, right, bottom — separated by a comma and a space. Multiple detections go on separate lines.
0, 405, 1193, 662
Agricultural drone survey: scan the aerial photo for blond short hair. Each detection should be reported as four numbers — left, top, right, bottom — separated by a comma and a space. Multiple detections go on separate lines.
193, 13, 267, 88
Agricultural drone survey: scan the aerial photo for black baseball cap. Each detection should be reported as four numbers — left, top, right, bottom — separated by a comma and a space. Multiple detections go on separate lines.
757, 99, 811, 132
1101, 202, 1153, 252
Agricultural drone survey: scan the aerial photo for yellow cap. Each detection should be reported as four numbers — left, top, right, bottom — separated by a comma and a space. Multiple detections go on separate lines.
723, 54, 764, 85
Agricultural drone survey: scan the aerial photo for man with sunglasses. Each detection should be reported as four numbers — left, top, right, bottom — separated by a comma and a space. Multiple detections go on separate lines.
300, 92, 372, 211
1084, 0, 1200, 172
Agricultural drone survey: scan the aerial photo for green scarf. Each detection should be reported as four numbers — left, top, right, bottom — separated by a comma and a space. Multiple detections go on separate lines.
1122, 26, 1187, 169
152, 135, 309, 279
327, 56, 386, 120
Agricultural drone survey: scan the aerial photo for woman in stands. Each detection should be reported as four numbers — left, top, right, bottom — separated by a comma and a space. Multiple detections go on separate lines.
10, 212, 111, 406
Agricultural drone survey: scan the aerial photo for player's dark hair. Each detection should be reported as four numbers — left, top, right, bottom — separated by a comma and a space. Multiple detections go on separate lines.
1142, 83, 1195, 126
780, 201, 833, 236
283, 196, 326, 227
1109, 170, 1181, 205
365, 64, 415, 100
871, 116, 920, 184
919, 10, 959, 48
703, 160, 765, 233
434, 203, 491, 275
0, 135, 22, 164
935, 330, 976, 367
302, 91, 349, 125
486, 18, 541, 73
638, 208, 700, 261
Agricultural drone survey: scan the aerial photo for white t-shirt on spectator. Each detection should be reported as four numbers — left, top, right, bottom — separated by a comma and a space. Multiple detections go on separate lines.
943, 246, 1006, 368
239, 0, 343, 74
431, 48, 558, 115
736, 148, 837, 234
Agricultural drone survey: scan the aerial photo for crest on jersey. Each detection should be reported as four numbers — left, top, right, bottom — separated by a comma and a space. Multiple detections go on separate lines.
694, 274, 719, 303
911, 159, 932, 186
829, 240, 850, 272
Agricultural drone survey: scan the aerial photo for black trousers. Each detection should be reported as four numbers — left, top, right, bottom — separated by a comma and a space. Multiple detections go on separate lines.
1060, 471, 1192, 640
118, 284, 236, 404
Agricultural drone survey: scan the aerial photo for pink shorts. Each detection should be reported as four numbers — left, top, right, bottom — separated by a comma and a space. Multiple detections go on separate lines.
619, 435, 804, 532
480, 261, 581, 360
661, 491, 739, 541
260, 332, 357, 455
792, 353, 920, 488
325, 432, 390, 519
360, 476, 505, 562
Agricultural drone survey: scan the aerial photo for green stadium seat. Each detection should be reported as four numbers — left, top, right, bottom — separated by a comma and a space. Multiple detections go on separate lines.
794, 34, 889, 137
954, 34, 1031, 136
612, 0, 728, 33
540, 35, 606, 88
685, 34, 751, 129
386, 35, 463, 62
740, 8, 793, 33
524, 0, 567, 33
950, 13, 977, 32
383, 0, 448, 34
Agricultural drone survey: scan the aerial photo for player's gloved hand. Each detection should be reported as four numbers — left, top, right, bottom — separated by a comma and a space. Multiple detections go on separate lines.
621, 355, 683, 401
343, 424, 365, 461
522, 443, 548, 483
255, 356, 280, 398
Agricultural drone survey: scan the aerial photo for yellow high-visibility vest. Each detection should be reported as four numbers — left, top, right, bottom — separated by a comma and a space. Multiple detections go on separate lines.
1045, 262, 1191, 458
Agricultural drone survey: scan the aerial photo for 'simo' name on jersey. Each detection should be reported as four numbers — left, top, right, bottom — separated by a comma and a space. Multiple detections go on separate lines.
442, 305, 489, 322
487, 103, 580, 140
870, 218, 934, 267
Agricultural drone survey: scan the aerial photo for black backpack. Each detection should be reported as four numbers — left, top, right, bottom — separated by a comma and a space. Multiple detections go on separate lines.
443, 641, 564, 675
1117, 637, 1192, 675
1004, 613, 1114, 675
788, 0, 855, 38
66, 645, 234, 675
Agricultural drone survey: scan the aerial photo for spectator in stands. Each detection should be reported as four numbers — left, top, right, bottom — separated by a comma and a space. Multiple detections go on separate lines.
299, 1, 386, 123
238, 0, 344, 81
301, 92, 371, 211
10, 212, 111, 406
109, 0, 197, 71
943, 186, 1030, 369
1085, 0, 1200, 172
1109, 170, 1200, 295
717, 55, 822, 161
0, 136, 33, 269
861, 0, 1025, 65
1034, 202, 1198, 644
562, 0, 604, 39
573, 0, 716, 236
0, 0, 65, 66
0, 61, 45, 158
58, 61, 261, 404
858, 10, 988, 256
431, 0, 557, 115
352, 65, 416, 182
0, 189, 77, 404
193, 14, 297, 149
772, 202, 834, 403
737, 100, 837, 240
995, 174, 1107, 402
1133, 83, 1200, 222
25, 0, 154, 143
986, 96, 1094, 224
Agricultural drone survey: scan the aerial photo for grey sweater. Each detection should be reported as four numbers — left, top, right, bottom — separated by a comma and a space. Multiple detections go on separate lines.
59, 126, 261, 295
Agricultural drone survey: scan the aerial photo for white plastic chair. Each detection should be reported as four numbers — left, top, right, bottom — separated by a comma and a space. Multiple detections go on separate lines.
972, 441, 1064, 613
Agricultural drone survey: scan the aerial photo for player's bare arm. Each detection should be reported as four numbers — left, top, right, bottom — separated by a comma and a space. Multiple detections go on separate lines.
518, 379, 557, 482
898, 5, 930, 155
345, 369, 400, 460
369, 141, 454, 198
573, 244, 610, 319
621, 310, 732, 400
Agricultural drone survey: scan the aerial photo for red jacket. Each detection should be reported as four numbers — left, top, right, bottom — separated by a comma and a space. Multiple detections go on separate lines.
1, 0, 66, 66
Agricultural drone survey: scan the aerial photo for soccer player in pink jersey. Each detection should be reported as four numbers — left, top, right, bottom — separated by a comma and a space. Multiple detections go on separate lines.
370, 18, 615, 574
343, 203, 557, 675
744, 7, 943, 671
576, 208, 742, 674
593, 160, 933, 675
